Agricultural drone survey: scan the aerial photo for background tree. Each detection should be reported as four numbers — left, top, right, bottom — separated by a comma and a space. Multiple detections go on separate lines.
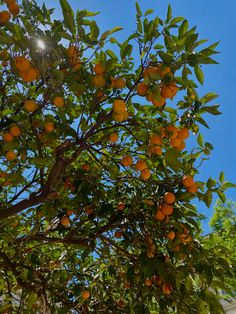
0, 0, 235, 313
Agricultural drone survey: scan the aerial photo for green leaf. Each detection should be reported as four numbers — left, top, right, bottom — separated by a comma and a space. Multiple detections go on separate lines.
201, 92, 218, 104
144, 9, 154, 17
135, 2, 142, 16
197, 133, 204, 147
178, 20, 188, 38
203, 191, 213, 207
166, 4, 172, 22
217, 190, 226, 203
165, 148, 182, 172
219, 171, 224, 183
199, 105, 222, 115
194, 66, 204, 85
120, 42, 133, 59
60, 0, 76, 35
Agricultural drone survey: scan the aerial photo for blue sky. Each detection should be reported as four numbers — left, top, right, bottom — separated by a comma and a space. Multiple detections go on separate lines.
37, 0, 236, 231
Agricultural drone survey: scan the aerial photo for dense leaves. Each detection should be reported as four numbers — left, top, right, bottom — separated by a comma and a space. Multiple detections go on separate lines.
0, 0, 235, 313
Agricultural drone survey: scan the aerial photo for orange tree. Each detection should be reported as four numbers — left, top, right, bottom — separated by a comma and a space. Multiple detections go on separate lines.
0, 0, 235, 313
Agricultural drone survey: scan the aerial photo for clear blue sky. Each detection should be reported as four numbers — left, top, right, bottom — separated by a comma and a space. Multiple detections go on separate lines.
37, 0, 236, 230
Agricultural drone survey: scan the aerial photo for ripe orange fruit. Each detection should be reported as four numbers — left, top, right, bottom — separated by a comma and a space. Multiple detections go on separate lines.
117, 202, 125, 211
53, 96, 64, 107
44, 121, 55, 133
66, 210, 73, 216
187, 182, 198, 193
94, 63, 105, 75
3, 132, 13, 142
6, 150, 17, 161
92, 75, 105, 88
85, 206, 94, 215
24, 100, 38, 112
143, 66, 159, 81
156, 63, 171, 78
154, 209, 166, 221
135, 160, 147, 171
161, 84, 178, 98
71, 61, 81, 72
178, 127, 189, 140
170, 137, 181, 148
150, 134, 162, 145
14, 56, 31, 72
9, 125, 21, 137
154, 275, 162, 285
150, 145, 162, 155
176, 140, 186, 151
0, 11, 11, 25
20, 67, 38, 82
152, 96, 166, 108
5, 0, 16, 4
166, 125, 178, 139
144, 279, 153, 287
67, 45, 79, 58
82, 290, 90, 300
109, 132, 119, 143
121, 155, 133, 167
141, 168, 151, 180
114, 77, 126, 89
164, 192, 175, 204
137, 82, 148, 96
160, 204, 174, 216
82, 164, 90, 171
182, 175, 194, 188
8, 3, 20, 16
60, 216, 70, 227
118, 299, 125, 308
112, 111, 128, 122
112, 99, 126, 114
162, 283, 173, 295
114, 230, 122, 238
167, 230, 175, 240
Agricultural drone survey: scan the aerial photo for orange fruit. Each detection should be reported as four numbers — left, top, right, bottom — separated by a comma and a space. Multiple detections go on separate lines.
109, 132, 119, 143
143, 66, 159, 81
161, 84, 178, 98
94, 63, 105, 75
24, 100, 38, 112
141, 168, 151, 180
44, 122, 55, 133
176, 140, 186, 151
112, 99, 126, 114
178, 127, 189, 140
118, 299, 125, 308
162, 283, 173, 295
3, 132, 13, 142
152, 96, 166, 108
53, 96, 64, 107
5, 0, 16, 5
137, 82, 148, 96
82, 164, 90, 171
135, 160, 147, 171
150, 134, 162, 145
114, 77, 126, 89
154, 276, 162, 285
92, 75, 105, 88
117, 202, 125, 211
0, 11, 11, 25
167, 230, 175, 240
67, 45, 79, 58
9, 125, 21, 137
8, 3, 20, 16
14, 56, 30, 72
6, 150, 17, 161
82, 290, 90, 300
112, 111, 128, 122
170, 137, 181, 148
187, 182, 198, 193
150, 145, 162, 155
154, 209, 166, 221
114, 230, 122, 238
85, 206, 94, 215
182, 175, 194, 188
160, 204, 174, 216
156, 63, 171, 78
71, 61, 81, 71
20, 67, 38, 82
121, 155, 133, 167
164, 192, 175, 204
66, 210, 73, 216
166, 125, 178, 139
60, 216, 70, 227
144, 279, 153, 287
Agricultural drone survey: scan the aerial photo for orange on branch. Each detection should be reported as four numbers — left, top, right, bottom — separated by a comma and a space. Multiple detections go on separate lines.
114, 77, 126, 89
9, 125, 21, 137
160, 204, 174, 216
187, 182, 198, 193
166, 125, 178, 139
161, 83, 178, 98
162, 283, 173, 295
152, 96, 166, 108
5, 0, 16, 4
94, 63, 105, 75
112, 99, 126, 114
60, 216, 70, 227
53, 96, 64, 108
92, 75, 105, 88
14, 56, 31, 72
109, 132, 119, 143
141, 168, 151, 180
20, 67, 38, 82
114, 230, 122, 238
6, 150, 17, 161
167, 230, 176, 240
150, 145, 162, 155
150, 134, 162, 146
135, 160, 147, 171
8, 3, 20, 16
117, 202, 125, 211
0, 11, 11, 25
156, 63, 171, 78
24, 100, 39, 112
44, 122, 55, 133
121, 155, 133, 167
112, 111, 128, 122
137, 82, 148, 96
154, 209, 166, 221
170, 137, 181, 148
176, 140, 186, 151
144, 279, 153, 287
178, 127, 189, 140
182, 175, 194, 188
164, 192, 176, 204
3, 132, 13, 142
82, 290, 90, 300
